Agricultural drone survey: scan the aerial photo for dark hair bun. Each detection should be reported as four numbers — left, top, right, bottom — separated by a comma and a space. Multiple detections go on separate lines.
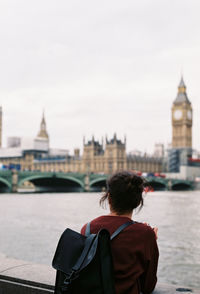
100, 171, 145, 214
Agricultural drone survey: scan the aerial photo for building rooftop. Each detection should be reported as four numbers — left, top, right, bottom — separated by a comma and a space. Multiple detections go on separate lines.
86, 140, 101, 147
106, 133, 125, 145
0, 148, 23, 158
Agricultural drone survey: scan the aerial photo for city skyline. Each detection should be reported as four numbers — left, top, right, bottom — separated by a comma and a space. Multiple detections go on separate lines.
0, 75, 198, 155
1, 1, 200, 153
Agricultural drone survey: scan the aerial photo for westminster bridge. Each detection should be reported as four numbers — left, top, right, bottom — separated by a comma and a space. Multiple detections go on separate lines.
0, 170, 194, 193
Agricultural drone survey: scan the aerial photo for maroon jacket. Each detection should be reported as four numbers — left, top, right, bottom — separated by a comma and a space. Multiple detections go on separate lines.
81, 215, 159, 294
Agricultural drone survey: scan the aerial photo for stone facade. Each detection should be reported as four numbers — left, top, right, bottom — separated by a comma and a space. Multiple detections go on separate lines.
0, 136, 163, 174
171, 77, 193, 148
81, 135, 127, 174
32, 134, 163, 174
0, 112, 163, 174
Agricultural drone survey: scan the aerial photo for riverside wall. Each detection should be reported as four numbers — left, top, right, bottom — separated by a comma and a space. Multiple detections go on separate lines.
0, 256, 199, 294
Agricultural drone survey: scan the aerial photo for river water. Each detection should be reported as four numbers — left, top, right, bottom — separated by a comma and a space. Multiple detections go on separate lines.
0, 191, 200, 289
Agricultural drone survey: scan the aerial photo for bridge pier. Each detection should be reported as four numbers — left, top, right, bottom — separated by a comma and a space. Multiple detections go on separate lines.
167, 180, 172, 191
11, 170, 18, 193
84, 174, 90, 192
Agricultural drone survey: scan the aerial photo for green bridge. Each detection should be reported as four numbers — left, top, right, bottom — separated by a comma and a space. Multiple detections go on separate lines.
0, 170, 194, 193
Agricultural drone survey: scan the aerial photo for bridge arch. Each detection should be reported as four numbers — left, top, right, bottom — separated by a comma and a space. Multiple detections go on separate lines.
18, 174, 84, 193
171, 181, 192, 191
0, 177, 12, 193
147, 178, 167, 191
90, 177, 107, 192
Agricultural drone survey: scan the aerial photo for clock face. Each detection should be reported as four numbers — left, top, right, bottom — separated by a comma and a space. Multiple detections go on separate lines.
174, 110, 182, 120
187, 110, 192, 120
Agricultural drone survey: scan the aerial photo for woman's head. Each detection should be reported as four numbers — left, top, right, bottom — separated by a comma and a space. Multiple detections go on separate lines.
100, 171, 145, 215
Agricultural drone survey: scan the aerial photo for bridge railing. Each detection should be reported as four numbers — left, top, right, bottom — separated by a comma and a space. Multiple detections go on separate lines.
0, 170, 196, 193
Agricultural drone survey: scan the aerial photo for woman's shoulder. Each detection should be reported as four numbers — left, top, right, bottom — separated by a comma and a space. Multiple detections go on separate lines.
81, 215, 133, 235
81, 216, 156, 241
133, 221, 154, 231
125, 221, 157, 242
81, 215, 106, 234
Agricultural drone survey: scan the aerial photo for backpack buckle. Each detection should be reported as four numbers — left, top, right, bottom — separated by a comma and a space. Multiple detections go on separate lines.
62, 270, 79, 291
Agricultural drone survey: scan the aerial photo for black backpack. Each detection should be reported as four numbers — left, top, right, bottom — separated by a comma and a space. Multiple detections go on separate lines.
52, 220, 134, 294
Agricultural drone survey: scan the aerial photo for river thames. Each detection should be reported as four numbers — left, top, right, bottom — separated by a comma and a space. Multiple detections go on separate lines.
0, 191, 200, 289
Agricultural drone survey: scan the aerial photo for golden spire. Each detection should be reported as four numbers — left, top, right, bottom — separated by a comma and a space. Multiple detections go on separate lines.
178, 76, 186, 94
37, 111, 49, 139
174, 76, 190, 105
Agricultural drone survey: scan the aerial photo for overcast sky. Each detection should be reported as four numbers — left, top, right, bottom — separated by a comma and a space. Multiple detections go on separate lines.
0, 0, 200, 154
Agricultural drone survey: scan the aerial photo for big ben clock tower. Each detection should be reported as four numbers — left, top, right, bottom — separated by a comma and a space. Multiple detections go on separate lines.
172, 77, 192, 148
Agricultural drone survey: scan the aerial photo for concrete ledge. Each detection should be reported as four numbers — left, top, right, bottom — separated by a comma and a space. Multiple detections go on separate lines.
0, 277, 53, 294
0, 255, 54, 294
0, 255, 199, 294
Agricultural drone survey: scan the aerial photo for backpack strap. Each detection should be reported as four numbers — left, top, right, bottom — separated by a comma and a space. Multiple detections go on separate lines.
85, 222, 91, 237
72, 234, 96, 271
111, 220, 135, 240
62, 234, 97, 290
85, 220, 135, 239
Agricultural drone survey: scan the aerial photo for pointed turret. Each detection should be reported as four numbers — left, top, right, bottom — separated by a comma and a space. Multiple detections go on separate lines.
34, 110, 49, 151
174, 76, 190, 105
106, 135, 108, 144
179, 76, 186, 88
37, 111, 49, 139
124, 134, 126, 145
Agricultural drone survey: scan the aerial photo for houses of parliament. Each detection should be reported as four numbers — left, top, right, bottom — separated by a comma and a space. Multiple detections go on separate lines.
0, 77, 194, 174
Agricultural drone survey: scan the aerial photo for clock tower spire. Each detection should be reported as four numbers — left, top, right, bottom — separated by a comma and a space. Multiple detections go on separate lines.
34, 110, 49, 151
37, 110, 49, 140
171, 77, 192, 148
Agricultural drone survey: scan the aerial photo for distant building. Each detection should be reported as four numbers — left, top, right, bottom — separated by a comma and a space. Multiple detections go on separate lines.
34, 111, 49, 151
127, 153, 163, 173
0, 112, 67, 171
153, 143, 164, 158
0, 108, 164, 174
0, 136, 163, 174
168, 77, 193, 172
129, 149, 143, 157
34, 134, 163, 174
21, 137, 36, 149
1, 76, 200, 178
7, 137, 21, 148
172, 77, 192, 148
